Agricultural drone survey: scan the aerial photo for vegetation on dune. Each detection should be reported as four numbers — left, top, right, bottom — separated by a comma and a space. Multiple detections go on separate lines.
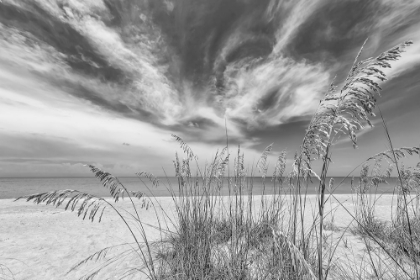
15, 40, 420, 280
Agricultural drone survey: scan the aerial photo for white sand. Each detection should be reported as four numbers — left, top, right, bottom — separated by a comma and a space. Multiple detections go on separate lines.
0, 194, 406, 279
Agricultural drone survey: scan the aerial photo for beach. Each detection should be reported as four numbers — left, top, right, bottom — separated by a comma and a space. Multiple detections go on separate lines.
2, 0, 419, 279
0, 194, 403, 279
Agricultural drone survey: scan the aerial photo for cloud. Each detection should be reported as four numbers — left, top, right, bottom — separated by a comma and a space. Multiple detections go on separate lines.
0, 0, 332, 136
0, 0, 419, 177
0, 0, 184, 123
270, 0, 324, 54
222, 56, 330, 128
358, 0, 420, 79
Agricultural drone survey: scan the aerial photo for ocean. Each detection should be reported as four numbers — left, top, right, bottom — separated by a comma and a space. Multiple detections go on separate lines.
0, 177, 400, 200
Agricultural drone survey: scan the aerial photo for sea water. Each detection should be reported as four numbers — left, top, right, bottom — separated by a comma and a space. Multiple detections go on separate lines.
0, 177, 398, 199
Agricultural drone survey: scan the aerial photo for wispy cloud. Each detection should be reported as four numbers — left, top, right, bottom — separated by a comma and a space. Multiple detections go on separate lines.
0, 0, 419, 176
222, 56, 330, 128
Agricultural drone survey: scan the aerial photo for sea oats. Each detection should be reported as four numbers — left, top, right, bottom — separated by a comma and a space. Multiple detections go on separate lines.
256, 143, 273, 179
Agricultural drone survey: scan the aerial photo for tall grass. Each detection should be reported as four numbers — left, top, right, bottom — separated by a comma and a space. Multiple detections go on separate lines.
15, 39, 420, 279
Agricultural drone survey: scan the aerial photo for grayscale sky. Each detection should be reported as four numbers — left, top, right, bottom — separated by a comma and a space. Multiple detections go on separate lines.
1, 0, 420, 177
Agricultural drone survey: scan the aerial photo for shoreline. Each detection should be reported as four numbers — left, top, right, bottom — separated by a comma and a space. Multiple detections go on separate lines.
0, 189, 398, 200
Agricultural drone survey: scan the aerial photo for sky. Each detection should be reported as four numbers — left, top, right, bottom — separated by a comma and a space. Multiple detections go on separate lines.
0, 0, 420, 177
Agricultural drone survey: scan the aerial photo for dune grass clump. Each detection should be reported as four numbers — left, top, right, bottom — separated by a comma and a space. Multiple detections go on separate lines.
370, 217, 420, 260
352, 150, 420, 268
151, 145, 316, 279
15, 40, 420, 280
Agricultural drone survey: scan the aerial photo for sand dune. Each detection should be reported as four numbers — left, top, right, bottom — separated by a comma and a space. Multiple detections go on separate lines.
0, 195, 402, 279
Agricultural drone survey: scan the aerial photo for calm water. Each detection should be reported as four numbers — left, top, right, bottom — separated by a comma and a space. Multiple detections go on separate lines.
0, 177, 398, 199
